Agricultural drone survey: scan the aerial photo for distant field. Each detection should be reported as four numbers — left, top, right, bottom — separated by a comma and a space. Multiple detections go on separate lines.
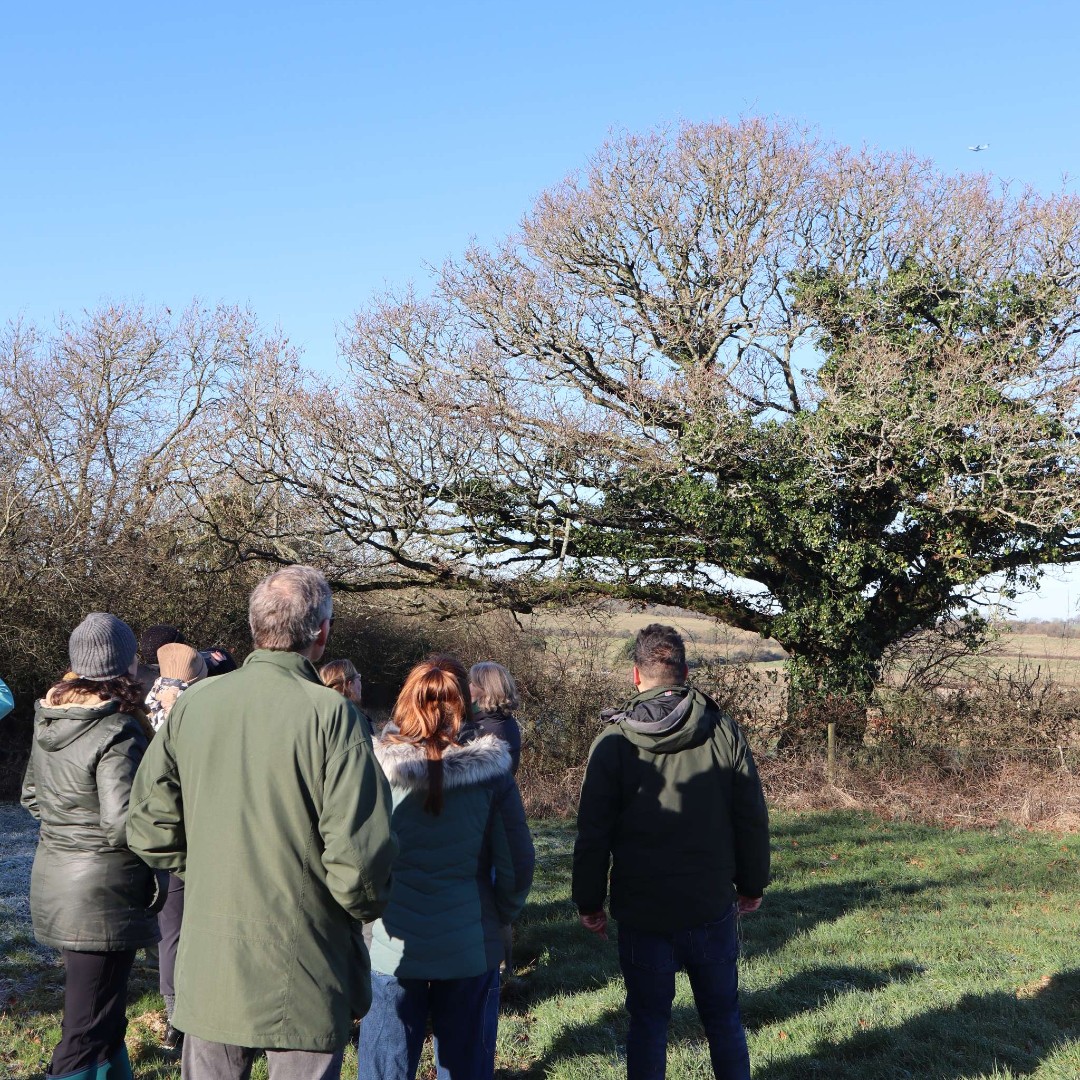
523, 609, 789, 669
996, 632, 1080, 686
525, 609, 1080, 686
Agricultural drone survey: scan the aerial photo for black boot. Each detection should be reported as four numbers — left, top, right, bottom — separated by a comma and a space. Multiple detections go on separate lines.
160, 1023, 183, 1052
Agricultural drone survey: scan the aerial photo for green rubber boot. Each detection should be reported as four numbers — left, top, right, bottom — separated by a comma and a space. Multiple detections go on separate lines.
49, 1045, 133, 1080
102, 1044, 133, 1080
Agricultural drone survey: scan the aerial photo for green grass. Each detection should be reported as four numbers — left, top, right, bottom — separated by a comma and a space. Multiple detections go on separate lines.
3, 812, 1078, 1078
508, 816, 1080, 1079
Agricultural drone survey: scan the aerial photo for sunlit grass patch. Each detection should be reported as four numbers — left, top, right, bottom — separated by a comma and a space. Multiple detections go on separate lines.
506, 813, 1080, 1079
2, 812, 1078, 1078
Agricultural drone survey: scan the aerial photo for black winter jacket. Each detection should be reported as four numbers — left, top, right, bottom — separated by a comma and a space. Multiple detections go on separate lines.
21, 694, 162, 951
461, 709, 522, 774
573, 685, 770, 933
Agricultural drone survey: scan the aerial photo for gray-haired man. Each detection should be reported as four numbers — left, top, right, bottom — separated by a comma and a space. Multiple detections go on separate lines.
129, 566, 398, 1080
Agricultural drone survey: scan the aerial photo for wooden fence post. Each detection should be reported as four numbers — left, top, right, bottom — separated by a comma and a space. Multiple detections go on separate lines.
827, 722, 836, 784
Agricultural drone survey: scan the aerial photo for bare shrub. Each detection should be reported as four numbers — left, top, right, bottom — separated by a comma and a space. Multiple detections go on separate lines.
434, 607, 624, 817
515, 628, 624, 817
759, 750, 1080, 831
0, 304, 299, 796
694, 660, 787, 751
969, 664, 1080, 748
324, 599, 624, 817
873, 663, 1079, 751
879, 615, 1003, 694
696, 658, 879, 751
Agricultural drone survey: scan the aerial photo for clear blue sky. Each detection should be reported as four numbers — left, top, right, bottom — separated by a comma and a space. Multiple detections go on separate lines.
2, 0, 1077, 618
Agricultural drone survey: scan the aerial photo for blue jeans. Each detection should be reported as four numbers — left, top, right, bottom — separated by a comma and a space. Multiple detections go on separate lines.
617, 905, 749, 1080
356, 968, 500, 1080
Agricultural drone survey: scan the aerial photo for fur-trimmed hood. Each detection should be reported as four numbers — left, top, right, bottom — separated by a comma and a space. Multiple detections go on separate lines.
44, 676, 109, 709
374, 732, 512, 791
34, 694, 122, 752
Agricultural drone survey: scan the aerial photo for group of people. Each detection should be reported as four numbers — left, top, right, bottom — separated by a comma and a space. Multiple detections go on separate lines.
20, 562, 771, 1080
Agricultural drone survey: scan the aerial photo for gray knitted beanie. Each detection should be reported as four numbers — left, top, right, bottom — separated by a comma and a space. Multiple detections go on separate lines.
69, 613, 138, 681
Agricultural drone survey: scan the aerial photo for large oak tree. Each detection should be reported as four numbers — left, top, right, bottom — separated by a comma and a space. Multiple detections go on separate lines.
229, 120, 1080, 701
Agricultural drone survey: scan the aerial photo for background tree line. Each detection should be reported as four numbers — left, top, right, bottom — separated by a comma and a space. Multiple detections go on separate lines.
3, 118, 1078, 794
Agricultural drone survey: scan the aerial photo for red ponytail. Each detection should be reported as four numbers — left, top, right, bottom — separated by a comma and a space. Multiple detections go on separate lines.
387, 654, 471, 814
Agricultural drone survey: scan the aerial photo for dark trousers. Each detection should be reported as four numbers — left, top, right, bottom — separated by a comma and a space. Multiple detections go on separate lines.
50, 949, 136, 1076
357, 968, 500, 1080
617, 906, 749, 1080
158, 873, 185, 1002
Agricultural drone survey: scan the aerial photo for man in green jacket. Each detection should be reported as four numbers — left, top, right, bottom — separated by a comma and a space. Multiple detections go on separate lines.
573, 623, 770, 1080
128, 566, 398, 1080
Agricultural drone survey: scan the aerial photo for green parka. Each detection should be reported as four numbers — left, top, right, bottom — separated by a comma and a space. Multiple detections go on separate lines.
573, 684, 770, 932
127, 649, 398, 1052
21, 694, 162, 951
369, 733, 535, 980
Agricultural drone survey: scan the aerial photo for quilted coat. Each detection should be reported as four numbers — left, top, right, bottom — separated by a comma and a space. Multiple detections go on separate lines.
21, 691, 161, 951
369, 733, 535, 980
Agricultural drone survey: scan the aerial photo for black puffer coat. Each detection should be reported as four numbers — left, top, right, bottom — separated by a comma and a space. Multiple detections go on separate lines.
21, 693, 162, 951
461, 709, 522, 774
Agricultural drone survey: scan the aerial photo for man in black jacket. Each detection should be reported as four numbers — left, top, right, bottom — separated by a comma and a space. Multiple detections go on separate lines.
573, 623, 770, 1080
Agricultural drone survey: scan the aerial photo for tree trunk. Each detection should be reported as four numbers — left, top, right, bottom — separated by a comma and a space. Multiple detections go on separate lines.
783, 649, 877, 747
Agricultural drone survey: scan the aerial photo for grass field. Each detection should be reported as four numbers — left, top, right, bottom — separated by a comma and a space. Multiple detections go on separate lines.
995, 632, 1080, 687
529, 609, 1080, 686
3, 812, 1078, 1079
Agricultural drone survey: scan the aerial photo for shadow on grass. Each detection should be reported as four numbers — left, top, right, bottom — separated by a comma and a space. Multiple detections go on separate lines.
770, 810, 942, 845
519, 970, 1080, 1080
754, 969, 1080, 1080
517, 897, 578, 926
738, 876, 948, 964
518, 1005, 625, 1079
514, 878, 938, 1016
512, 902, 621, 1003
742, 879, 883, 961
743, 962, 924, 1030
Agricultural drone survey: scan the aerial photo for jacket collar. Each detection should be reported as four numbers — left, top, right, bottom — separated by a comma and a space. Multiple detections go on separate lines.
243, 648, 321, 683
615, 685, 691, 733
374, 733, 511, 791
614, 685, 714, 753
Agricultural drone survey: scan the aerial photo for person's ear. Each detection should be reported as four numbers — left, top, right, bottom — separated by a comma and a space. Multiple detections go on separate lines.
632, 665, 642, 688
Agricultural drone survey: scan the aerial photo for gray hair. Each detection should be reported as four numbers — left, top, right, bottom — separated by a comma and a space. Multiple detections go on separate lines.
468, 661, 521, 714
248, 565, 333, 651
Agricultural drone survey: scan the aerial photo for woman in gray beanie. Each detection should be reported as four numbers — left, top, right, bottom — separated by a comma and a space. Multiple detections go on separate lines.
21, 613, 165, 1080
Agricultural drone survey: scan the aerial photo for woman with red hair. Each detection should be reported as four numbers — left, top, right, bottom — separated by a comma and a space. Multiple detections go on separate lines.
358, 655, 534, 1079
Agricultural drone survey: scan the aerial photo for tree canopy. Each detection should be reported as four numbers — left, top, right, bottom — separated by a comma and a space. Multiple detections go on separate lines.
202, 121, 1080, 697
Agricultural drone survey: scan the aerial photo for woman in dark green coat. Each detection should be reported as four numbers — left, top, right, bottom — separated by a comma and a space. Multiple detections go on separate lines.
21, 613, 163, 1080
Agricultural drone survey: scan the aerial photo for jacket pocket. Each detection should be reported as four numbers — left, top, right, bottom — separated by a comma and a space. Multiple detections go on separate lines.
699, 906, 739, 964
